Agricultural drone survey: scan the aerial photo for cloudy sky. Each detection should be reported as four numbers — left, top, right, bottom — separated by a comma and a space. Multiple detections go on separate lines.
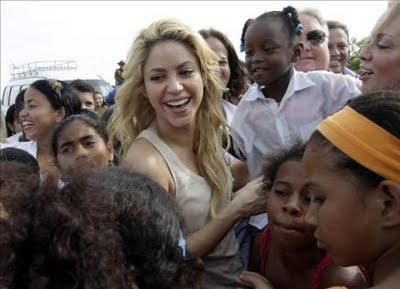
1, 1, 388, 90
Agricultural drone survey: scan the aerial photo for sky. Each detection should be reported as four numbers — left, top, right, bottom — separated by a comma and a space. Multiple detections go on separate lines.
1, 1, 389, 90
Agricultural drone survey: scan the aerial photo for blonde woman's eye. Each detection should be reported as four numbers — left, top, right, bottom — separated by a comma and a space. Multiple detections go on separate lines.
180, 69, 194, 77
150, 75, 164, 82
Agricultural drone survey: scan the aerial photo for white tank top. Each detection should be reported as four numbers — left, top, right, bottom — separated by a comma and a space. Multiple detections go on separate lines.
137, 127, 243, 288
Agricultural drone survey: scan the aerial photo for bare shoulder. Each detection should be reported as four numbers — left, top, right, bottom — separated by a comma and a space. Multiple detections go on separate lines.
321, 263, 368, 289
121, 138, 174, 194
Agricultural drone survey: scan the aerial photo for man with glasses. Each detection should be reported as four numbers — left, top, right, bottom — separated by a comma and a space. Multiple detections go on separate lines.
295, 9, 330, 72
327, 20, 358, 77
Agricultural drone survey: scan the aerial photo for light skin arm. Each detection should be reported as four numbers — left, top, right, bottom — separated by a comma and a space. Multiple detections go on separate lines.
122, 139, 267, 257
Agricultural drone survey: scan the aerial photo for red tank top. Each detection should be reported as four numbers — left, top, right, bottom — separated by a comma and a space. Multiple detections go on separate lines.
259, 225, 333, 289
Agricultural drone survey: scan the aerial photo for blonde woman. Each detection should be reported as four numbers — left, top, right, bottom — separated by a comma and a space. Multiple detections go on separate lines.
109, 19, 267, 288
359, 1, 400, 93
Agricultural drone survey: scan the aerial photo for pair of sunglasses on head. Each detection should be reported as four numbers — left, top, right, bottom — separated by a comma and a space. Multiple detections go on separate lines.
305, 29, 326, 46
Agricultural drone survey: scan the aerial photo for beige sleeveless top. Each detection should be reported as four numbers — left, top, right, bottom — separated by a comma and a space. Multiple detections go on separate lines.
138, 127, 243, 289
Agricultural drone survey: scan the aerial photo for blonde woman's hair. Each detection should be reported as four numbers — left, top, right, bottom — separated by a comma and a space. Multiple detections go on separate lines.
370, 1, 400, 41
108, 19, 231, 217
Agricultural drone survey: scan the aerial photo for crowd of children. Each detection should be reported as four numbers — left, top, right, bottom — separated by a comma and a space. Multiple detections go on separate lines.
1, 2, 399, 289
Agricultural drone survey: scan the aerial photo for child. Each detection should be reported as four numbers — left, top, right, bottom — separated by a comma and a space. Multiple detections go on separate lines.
1, 79, 79, 179
231, 6, 360, 265
0, 148, 40, 289
248, 144, 367, 289
68, 79, 97, 111
240, 91, 400, 288
95, 168, 202, 289
51, 114, 113, 181
27, 167, 200, 289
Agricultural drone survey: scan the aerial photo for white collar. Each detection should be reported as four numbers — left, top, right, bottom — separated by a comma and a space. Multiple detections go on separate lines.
243, 69, 316, 102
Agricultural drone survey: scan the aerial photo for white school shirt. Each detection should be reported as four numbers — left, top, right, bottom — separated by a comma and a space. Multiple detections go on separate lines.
222, 99, 237, 126
232, 69, 361, 229
231, 69, 361, 181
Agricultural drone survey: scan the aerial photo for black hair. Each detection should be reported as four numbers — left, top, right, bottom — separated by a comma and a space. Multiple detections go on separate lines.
309, 91, 400, 188
52, 114, 109, 158
15, 88, 27, 116
0, 162, 39, 289
5, 104, 18, 137
26, 168, 130, 289
95, 168, 201, 289
29, 79, 78, 117
240, 18, 254, 53
68, 79, 96, 95
80, 108, 101, 120
0, 147, 40, 177
249, 6, 302, 46
263, 143, 306, 190
199, 28, 248, 103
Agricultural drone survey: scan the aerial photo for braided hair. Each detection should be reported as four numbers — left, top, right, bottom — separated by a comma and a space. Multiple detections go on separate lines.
243, 6, 302, 47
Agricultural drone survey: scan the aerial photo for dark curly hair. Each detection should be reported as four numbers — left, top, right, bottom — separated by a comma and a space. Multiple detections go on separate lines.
95, 168, 202, 289
0, 161, 39, 289
199, 28, 248, 104
14, 167, 201, 289
263, 143, 306, 191
308, 90, 400, 188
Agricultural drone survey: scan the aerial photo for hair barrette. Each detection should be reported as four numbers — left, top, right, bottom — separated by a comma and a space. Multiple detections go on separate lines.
48, 80, 63, 97
240, 42, 245, 53
295, 23, 303, 35
178, 230, 186, 258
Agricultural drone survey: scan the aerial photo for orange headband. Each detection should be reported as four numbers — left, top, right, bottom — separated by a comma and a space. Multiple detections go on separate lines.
317, 106, 400, 183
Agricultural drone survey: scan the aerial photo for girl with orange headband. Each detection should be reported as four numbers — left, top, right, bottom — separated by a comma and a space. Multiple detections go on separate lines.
239, 91, 400, 289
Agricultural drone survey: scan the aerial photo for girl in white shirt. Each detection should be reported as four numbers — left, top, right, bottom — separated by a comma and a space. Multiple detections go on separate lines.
231, 6, 360, 267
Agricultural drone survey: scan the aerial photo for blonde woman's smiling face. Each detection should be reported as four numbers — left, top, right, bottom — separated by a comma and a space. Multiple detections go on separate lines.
143, 40, 204, 129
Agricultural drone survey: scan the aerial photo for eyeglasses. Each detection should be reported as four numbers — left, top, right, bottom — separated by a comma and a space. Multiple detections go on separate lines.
306, 29, 326, 46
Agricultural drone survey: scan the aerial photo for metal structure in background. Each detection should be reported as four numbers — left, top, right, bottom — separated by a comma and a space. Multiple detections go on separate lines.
10, 60, 78, 79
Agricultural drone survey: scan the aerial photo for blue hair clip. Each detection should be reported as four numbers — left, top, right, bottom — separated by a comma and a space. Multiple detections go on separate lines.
295, 23, 303, 35
178, 230, 186, 258
240, 42, 245, 53
287, 12, 292, 19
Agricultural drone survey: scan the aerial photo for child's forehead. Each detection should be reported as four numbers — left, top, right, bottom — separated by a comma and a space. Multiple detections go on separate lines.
246, 19, 289, 42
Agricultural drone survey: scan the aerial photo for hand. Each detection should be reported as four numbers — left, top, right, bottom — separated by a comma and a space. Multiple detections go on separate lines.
231, 176, 268, 219
238, 271, 275, 289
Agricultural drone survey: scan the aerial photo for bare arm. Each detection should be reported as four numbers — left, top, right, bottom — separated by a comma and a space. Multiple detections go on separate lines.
122, 140, 267, 257
186, 176, 266, 256
121, 139, 173, 194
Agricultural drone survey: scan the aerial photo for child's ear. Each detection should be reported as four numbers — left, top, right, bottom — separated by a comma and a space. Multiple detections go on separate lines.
377, 180, 400, 228
292, 42, 304, 62
55, 107, 66, 123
